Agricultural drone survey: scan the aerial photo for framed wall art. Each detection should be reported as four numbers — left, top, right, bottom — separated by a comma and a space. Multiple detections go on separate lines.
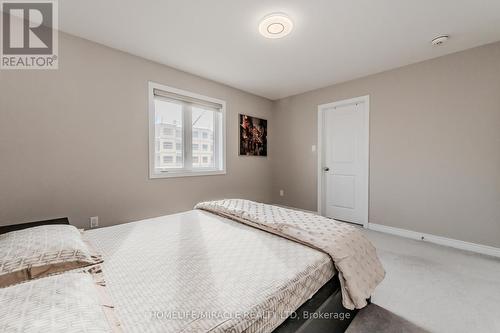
239, 114, 267, 156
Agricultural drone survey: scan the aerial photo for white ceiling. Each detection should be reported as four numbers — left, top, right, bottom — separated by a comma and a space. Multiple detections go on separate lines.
60, 0, 500, 100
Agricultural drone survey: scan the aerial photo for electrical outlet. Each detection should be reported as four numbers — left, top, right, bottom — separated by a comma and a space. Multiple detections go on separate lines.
279, 190, 284, 197
311, 145, 316, 152
90, 216, 99, 228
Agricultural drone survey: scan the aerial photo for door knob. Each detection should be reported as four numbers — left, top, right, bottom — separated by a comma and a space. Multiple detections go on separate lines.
323, 167, 330, 172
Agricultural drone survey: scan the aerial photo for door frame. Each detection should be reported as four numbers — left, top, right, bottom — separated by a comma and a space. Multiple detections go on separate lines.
317, 95, 370, 228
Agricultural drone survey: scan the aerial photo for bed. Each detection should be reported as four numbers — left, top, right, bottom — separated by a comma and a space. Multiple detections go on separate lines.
1, 200, 384, 333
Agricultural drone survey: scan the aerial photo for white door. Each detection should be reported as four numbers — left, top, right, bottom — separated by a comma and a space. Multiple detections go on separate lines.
319, 97, 369, 225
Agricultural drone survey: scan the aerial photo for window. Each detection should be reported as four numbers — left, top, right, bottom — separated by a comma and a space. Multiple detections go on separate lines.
149, 82, 226, 178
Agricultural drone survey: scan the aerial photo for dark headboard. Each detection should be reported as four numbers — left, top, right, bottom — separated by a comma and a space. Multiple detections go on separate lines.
0, 217, 69, 235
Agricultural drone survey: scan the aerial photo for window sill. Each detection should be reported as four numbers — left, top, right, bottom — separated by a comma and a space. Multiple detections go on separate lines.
150, 169, 226, 179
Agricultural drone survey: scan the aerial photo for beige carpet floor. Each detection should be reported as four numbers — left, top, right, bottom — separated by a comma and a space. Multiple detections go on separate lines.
363, 229, 500, 333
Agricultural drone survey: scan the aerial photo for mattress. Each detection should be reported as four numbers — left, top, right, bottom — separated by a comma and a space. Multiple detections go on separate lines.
84, 210, 335, 333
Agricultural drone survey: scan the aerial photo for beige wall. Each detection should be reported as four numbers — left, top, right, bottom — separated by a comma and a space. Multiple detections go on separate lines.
272, 42, 500, 248
1, 33, 499, 248
0, 33, 273, 229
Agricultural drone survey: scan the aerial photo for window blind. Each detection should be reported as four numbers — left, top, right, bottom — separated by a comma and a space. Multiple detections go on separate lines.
153, 88, 222, 111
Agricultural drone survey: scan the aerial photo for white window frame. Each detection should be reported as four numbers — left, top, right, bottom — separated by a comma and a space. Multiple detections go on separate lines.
148, 81, 226, 179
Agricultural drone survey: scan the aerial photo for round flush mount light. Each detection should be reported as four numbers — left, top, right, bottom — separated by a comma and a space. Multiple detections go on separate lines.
431, 35, 450, 46
259, 13, 294, 39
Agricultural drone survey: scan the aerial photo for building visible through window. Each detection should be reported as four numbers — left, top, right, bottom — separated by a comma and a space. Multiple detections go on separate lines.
150, 82, 225, 177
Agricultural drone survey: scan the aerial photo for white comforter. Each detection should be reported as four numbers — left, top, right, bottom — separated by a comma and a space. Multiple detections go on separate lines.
195, 199, 385, 310
84, 210, 335, 333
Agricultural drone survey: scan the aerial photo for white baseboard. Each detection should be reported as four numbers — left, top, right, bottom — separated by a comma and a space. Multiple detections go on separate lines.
367, 223, 500, 258
272, 203, 500, 258
273, 204, 318, 214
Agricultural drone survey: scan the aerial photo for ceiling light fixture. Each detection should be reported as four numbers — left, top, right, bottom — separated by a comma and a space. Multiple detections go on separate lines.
259, 13, 293, 39
431, 35, 450, 46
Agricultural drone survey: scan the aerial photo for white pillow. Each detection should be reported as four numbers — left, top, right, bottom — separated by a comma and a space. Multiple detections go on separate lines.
0, 271, 120, 332
0, 225, 102, 287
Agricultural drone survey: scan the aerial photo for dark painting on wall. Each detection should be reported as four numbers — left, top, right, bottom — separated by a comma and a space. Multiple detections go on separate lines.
239, 114, 267, 156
